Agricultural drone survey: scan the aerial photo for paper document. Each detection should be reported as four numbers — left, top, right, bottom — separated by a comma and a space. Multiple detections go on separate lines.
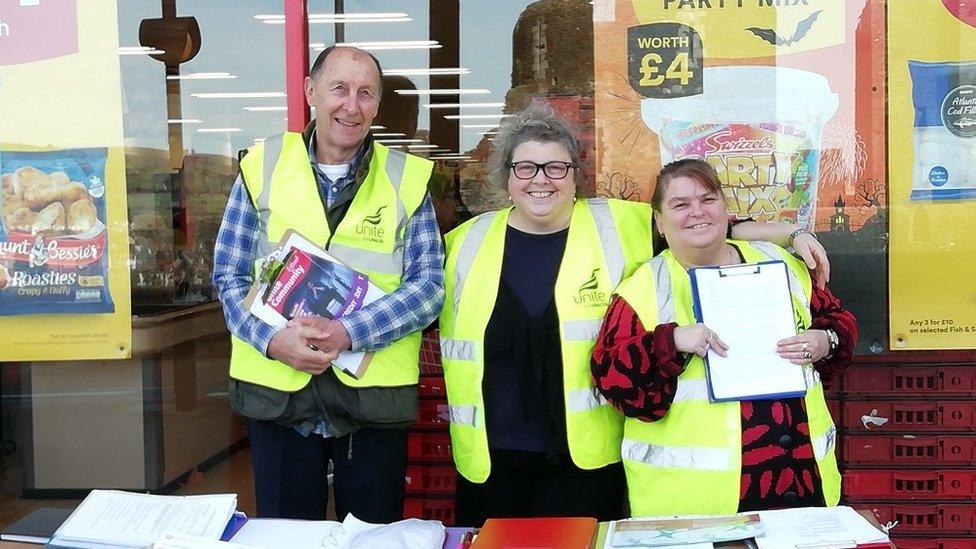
605, 514, 761, 548
230, 519, 342, 549
153, 532, 260, 549
755, 506, 889, 548
690, 260, 807, 401
50, 490, 237, 549
230, 514, 444, 549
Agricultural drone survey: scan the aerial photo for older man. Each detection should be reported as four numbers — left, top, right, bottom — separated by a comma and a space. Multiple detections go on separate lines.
213, 46, 444, 522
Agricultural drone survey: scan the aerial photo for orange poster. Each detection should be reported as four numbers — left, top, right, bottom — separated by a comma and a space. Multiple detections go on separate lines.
594, 0, 887, 353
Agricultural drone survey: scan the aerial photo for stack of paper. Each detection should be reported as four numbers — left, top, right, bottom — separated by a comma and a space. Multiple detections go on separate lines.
754, 506, 890, 548
49, 490, 237, 548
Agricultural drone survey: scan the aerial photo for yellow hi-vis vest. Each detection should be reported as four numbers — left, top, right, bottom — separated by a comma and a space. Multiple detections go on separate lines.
440, 198, 652, 483
230, 133, 433, 391
614, 240, 841, 517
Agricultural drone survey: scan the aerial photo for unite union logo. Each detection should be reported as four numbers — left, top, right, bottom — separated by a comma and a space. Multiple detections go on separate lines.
574, 268, 608, 306
356, 205, 387, 240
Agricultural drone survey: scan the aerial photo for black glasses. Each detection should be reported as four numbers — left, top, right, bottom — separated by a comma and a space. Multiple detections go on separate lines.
508, 160, 575, 180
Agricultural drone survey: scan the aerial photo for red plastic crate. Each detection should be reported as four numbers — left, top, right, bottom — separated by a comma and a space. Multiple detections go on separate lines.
844, 435, 976, 466
844, 401, 976, 433
826, 398, 841, 422
407, 431, 453, 463
405, 465, 456, 496
891, 539, 976, 549
843, 470, 976, 501
415, 400, 450, 430
844, 366, 976, 396
854, 503, 976, 534
403, 497, 455, 526
418, 376, 447, 400
419, 329, 443, 376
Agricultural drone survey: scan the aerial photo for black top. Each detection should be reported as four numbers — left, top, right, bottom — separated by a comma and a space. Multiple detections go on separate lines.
483, 225, 569, 454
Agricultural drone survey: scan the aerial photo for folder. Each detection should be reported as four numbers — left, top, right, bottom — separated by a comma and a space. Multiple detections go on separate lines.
0, 507, 73, 544
471, 517, 597, 549
689, 260, 808, 402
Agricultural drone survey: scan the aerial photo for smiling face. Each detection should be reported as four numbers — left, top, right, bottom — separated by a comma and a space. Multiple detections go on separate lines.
506, 140, 576, 234
305, 48, 381, 164
655, 174, 730, 253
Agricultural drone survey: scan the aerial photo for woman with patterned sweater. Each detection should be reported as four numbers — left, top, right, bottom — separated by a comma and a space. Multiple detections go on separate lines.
591, 158, 857, 517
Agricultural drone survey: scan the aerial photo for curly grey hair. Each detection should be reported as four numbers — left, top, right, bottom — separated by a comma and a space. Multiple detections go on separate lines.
487, 102, 583, 192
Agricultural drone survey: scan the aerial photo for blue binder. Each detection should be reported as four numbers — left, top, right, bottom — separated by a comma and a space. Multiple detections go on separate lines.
689, 260, 808, 403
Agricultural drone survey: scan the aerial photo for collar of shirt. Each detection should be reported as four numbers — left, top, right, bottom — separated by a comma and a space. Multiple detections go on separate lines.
307, 129, 370, 188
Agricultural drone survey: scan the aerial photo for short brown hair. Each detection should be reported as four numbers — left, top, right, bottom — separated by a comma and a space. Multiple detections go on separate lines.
651, 158, 724, 212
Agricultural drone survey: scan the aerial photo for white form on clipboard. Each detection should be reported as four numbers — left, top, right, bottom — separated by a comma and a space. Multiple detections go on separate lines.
689, 260, 807, 402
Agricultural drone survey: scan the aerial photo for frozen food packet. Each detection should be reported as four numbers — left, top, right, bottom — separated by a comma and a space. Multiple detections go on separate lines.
908, 60, 976, 201
0, 148, 115, 314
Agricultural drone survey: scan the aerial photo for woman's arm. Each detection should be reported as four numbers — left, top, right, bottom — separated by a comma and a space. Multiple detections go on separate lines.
730, 221, 829, 289
590, 295, 685, 422
808, 283, 858, 386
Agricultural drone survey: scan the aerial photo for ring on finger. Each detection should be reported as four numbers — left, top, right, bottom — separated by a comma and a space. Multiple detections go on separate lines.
801, 342, 809, 351
307, 343, 320, 351
803, 350, 812, 359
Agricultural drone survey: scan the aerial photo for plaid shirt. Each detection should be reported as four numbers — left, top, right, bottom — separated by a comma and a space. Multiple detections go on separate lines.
213, 132, 445, 358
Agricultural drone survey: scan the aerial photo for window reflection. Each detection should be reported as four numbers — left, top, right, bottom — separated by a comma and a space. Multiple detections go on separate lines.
120, 0, 285, 311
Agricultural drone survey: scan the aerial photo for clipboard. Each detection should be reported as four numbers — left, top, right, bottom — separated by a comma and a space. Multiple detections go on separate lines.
689, 260, 808, 402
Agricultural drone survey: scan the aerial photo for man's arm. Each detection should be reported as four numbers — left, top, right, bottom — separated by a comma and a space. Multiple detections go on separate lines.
729, 221, 829, 288
301, 194, 445, 353
213, 177, 334, 372
213, 176, 281, 353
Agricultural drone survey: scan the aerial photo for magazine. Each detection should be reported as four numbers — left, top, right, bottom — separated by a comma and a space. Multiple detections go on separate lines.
606, 514, 763, 548
245, 230, 386, 378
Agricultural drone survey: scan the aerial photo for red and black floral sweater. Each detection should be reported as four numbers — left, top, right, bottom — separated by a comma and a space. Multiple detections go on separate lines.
591, 279, 857, 512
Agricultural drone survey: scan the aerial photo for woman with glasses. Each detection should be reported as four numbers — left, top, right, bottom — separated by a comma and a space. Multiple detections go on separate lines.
439, 103, 830, 524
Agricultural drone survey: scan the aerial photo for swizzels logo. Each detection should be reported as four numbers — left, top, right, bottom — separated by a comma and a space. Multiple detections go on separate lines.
0, 231, 105, 267
700, 128, 799, 218
355, 205, 387, 242
574, 268, 608, 306
0, 1, 79, 66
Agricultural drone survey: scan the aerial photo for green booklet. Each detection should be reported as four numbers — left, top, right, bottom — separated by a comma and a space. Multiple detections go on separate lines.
607, 513, 763, 548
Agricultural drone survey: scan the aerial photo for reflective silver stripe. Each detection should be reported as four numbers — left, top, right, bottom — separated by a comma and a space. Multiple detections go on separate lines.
566, 387, 608, 412
803, 366, 822, 389
385, 149, 410, 264
448, 405, 478, 427
452, 213, 495, 315
673, 379, 709, 402
562, 319, 602, 342
621, 439, 732, 471
750, 241, 810, 309
651, 256, 675, 324
385, 148, 408, 192
328, 243, 401, 276
587, 198, 626, 286
811, 425, 836, 461
441, 338, 476, 361
255, 133, 285, 257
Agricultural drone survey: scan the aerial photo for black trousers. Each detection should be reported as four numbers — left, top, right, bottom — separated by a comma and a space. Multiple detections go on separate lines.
454, 448, 626, 527
247, 419, 407, 522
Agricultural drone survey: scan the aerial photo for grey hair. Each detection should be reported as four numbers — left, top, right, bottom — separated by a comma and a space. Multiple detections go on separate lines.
487, 102, 583, 192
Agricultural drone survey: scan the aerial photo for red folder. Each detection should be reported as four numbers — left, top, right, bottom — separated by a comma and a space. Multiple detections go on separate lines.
470, 517, 597, 549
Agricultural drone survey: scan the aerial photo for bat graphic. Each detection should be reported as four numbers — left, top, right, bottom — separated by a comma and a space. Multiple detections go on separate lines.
746, 10, 822, 46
